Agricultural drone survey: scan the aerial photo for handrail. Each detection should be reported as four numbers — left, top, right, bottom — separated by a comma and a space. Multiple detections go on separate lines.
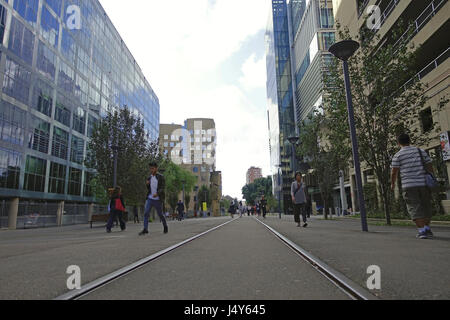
358, 0, 373, 17
393, 0, 447, 49
369, 0, 401, 31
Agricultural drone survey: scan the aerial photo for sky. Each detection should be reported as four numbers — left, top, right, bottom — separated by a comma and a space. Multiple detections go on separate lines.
99, 0, 272, 199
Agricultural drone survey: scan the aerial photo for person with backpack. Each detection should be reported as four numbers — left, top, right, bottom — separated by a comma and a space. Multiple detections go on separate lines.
106, 187, 127, 233
260, 196, 268, 219
291, 172, 308, 228
391, 134, 436, 239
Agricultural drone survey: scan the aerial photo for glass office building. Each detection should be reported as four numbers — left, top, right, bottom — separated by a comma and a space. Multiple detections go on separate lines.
266, 0, 296, 213
0, 0, 160, 209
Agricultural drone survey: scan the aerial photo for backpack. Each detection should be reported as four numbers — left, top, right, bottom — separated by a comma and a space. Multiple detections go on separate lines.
113, 197, 125, 212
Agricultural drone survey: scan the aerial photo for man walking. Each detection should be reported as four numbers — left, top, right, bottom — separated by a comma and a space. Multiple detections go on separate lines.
139, 162, 168, 236
291, 172, 308, 228
391, 134, 435, 239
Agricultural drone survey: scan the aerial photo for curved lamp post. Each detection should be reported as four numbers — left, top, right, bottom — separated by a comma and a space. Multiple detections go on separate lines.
329, 40, 368, 232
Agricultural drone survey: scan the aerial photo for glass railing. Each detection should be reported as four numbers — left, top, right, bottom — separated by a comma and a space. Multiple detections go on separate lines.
358, 0, 373, 17
369, 0, 401, 31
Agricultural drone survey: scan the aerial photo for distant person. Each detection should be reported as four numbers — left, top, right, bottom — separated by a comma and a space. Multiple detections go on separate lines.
228, 202, 236, 219
133, 205, 140, 224
140, 162, 168, 236
291, 172, 308, 228
247, 206, 251, 216
177, 200, 185, 221
106, 187, 127, 233
391, 133, 435, 239
260, 196, 267, 219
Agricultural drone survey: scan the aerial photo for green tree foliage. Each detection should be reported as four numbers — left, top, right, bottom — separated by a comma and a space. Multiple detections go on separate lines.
322, 21, 445, 224
160, 160, 197, 213
86, 107, 162, 206
242, 177, 275, 209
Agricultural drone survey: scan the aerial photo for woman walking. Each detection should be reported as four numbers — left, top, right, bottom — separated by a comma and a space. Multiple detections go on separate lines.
106, 187, 127, 233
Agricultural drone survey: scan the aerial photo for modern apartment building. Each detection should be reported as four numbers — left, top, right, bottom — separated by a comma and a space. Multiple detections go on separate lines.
266, 0, 296, 213
246, 166, 263, 185
332, 0, 450, 212
159, 118, 221, 215
0, 0, 160, 229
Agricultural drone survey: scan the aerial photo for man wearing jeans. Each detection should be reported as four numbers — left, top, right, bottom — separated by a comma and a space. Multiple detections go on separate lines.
391, 134, 434, 239
139, 162, 168, 236
291, 172, 308, 228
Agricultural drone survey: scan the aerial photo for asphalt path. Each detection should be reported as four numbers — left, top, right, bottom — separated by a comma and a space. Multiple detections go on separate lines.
81, 217, 350, 300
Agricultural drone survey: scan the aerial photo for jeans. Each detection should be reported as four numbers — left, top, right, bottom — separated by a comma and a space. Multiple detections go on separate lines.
107, 210, 126, 231
294, 204, 307, 224
144, 199, 167, 231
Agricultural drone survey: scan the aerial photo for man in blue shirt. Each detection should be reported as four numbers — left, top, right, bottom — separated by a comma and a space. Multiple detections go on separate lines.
139, 162, 168, 236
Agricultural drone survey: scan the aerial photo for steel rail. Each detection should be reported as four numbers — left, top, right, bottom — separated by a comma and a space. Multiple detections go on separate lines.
55, 218, 239, 300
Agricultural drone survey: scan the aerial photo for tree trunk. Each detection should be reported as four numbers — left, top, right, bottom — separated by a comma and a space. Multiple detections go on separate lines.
380, 184, 392, 225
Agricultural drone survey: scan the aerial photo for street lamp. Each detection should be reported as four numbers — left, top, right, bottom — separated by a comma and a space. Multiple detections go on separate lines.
329, 39, 369, 232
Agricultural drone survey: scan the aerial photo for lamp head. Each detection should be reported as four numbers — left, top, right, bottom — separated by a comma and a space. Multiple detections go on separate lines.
329, 40, 360, 61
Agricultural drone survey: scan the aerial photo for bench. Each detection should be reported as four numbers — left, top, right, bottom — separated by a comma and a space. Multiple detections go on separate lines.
89, 212, 129, 228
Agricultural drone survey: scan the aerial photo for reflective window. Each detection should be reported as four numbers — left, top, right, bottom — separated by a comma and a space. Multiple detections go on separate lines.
40, 6, 59, 48
73, 107, 86, 134
27, 115, 50, 154
83, 171, 95, 197
48, 162, 66, 194
24, 155, 47, 192
0, 101, 26, 146
3, 56, 32, 105
32, 80, 53, 117
8, 16, 34, 65
68, 167, 82, 196
87, 115, 98, 138
44, 0, 62, 16
52, 127, 69, 160
70, 135, 84, 164
0, 5, 6, 44
37, 41, 56, 80
0, 147, 22, 190
55, 98, 71, 127
13, 0, 39, 25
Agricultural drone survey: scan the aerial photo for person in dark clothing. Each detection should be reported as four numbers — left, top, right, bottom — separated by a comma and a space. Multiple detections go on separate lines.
291, 172, 308, 228
177, 200, 185, 221
107, 187, 127, 233
228, 202, 236, 218
133, 206, 140, 224
260, 196, 268, 219
140, 162, 168, 236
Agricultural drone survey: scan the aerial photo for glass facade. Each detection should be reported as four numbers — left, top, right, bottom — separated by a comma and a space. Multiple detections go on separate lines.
266, 0, 296, 214
0, 0, 160, 203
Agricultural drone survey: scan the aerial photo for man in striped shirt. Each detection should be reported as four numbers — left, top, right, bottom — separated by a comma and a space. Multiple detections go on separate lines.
391, 134, 435, 239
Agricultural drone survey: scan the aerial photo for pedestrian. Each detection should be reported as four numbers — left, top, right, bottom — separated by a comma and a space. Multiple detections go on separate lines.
139, 162, 168, 236
229, 202, 236, 218
133, 205, 140, 224
177, 200, 185, 221
260, 196, 267, 219
291, 172, 308, 228
391, 133, 435, 239
106, 186, 127, 233
247, 206, 251, 216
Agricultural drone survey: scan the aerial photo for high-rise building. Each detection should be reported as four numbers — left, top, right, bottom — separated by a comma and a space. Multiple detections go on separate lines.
246, 167, 263, 185
0, 0, 160, 228
332, 0, 450, 212
159, 118, 220, 214
266, 0, 296, 213
288, 0, 335, 124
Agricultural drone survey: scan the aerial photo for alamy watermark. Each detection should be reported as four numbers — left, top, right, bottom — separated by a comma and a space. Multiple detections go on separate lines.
366, 5, 382, 30
66, 265, 81, 290
66, 5, 81, 30
366, 265, 381, 290
167, 121, 217, 166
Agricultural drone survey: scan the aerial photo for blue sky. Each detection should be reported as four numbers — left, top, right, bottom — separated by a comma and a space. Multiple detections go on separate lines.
99, 0, 271, 198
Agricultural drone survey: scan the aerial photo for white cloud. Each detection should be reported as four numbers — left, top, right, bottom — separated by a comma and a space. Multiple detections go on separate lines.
239, 53, 267, 90
99, 0, 271, 198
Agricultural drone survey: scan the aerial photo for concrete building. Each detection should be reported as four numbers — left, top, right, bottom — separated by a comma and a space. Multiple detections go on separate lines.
332, 0, 450, 213
246, 167, 263, 185
0, 0, 160, 229
159, 118, 221, 215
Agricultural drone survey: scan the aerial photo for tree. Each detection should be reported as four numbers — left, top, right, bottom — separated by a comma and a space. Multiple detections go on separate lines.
86, 107, 162, 206
242, 177, 274, 207
160, 160, 197, 214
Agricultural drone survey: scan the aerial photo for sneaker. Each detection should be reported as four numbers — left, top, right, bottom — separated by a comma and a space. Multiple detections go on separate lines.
139, 230, 149, 236
303, 223, 308, 228
426, 229, 434, 239
416, 231, 429, 240
164, 226, 168, 234
106, 229, 112, 234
